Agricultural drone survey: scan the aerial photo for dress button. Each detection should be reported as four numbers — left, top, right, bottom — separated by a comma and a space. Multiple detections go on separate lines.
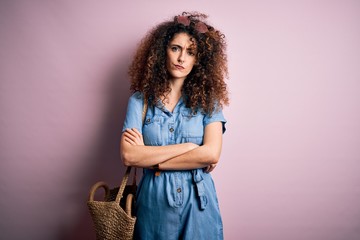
146, 118, 150, 123
177, 188, 182, 193
169, 127, 174, 132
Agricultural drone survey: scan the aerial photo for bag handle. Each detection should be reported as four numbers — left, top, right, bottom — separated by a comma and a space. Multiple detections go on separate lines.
88, 181, 110, 202
142, 97, 148, 124
115, 96, 148, 203
115, 166, 132, 203
126, 194, 134, 216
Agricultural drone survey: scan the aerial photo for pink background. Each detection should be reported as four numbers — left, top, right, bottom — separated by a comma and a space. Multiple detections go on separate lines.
1, 1, 360, 239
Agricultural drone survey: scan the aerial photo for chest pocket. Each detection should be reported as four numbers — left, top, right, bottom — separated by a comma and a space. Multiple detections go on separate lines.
180, 110, 204, 145
142, 114, 162, 146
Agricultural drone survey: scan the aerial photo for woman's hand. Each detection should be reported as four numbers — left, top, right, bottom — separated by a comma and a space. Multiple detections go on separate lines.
204, 163, 217, 173
123, 128, 144, 146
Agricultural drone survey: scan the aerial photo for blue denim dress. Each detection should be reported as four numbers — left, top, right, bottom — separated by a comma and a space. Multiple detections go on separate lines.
122, 92, 226, 240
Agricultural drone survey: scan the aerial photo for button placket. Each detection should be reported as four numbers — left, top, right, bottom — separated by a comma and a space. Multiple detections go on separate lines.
168, 115, 175, 144
174, 173, 183, 207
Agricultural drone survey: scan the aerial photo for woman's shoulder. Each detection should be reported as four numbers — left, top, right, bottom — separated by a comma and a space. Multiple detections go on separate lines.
129, 91, 144, 100
126, 91, 145, 108
128, 91, 145, 103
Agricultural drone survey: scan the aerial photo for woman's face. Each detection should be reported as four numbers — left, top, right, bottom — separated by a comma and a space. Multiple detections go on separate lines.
166, 32, 197, 81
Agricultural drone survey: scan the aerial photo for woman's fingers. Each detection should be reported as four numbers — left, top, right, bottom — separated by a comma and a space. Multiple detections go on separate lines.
123, 132, 139, 146
124, 131, 138, 142
124, 137, 136, 145
124, 128, 138, 138
124, 128, 144, 145
205, 164, 217, 173
132, 128, 142, 137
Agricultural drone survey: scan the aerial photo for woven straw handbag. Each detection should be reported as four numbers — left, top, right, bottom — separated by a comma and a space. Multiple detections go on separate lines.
88, 98, 147, 239
87, 167, 137, 240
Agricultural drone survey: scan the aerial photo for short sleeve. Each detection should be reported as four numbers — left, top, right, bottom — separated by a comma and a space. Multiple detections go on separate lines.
203, 108, 227, 134
122, 92, 145, 133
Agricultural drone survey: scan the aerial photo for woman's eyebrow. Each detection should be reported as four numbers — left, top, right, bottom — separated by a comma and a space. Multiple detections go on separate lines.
169, 44, 196, 51
169, 43, 182, 49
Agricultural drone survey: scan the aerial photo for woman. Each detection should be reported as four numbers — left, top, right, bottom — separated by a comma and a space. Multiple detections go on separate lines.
120, 12, 229, 239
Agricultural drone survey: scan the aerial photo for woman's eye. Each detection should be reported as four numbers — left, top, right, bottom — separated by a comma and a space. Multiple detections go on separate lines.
171, 46, 179, 52
187, 51, 195, 56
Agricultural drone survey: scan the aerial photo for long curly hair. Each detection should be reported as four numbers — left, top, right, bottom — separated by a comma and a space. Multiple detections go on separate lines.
128, 12, 229, 114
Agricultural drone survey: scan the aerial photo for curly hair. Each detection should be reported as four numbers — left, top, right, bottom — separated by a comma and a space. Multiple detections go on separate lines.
128, 12, 229, 114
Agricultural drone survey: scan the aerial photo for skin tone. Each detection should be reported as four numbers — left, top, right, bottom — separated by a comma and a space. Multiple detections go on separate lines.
121, 32, 223, 172
163, 32, 196, 112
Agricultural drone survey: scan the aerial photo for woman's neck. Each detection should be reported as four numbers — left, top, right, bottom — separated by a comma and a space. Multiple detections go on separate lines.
163, 78, 184, 112
169, 78, 184, 93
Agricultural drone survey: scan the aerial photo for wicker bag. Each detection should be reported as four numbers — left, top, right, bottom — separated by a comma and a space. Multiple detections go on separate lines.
88, 98, 147, 239
87, 167, 137, 240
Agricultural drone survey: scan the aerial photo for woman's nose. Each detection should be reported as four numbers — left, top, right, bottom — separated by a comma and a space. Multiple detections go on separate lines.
178, 51, 185, 63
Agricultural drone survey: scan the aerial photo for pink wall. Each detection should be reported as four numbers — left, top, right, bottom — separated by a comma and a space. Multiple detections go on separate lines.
1, 1, 359, 239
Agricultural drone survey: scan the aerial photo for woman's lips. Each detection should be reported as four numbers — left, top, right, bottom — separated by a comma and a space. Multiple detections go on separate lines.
174, 64, 185, 70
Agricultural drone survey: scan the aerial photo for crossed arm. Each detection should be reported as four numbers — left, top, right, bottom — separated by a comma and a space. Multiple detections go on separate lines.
120, 122, 223, 172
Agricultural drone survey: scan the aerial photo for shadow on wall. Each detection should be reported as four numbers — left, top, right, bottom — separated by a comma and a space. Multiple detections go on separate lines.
60, 52, 133, 240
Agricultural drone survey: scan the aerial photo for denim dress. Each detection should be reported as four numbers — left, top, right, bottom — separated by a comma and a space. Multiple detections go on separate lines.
122, 92, 226, 240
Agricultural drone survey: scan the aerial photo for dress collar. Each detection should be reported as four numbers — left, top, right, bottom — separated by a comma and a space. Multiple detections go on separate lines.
155, 96, 185, 115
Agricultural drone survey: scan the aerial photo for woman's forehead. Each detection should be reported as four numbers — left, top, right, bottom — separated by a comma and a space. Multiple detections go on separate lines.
169, 33, 197, 48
